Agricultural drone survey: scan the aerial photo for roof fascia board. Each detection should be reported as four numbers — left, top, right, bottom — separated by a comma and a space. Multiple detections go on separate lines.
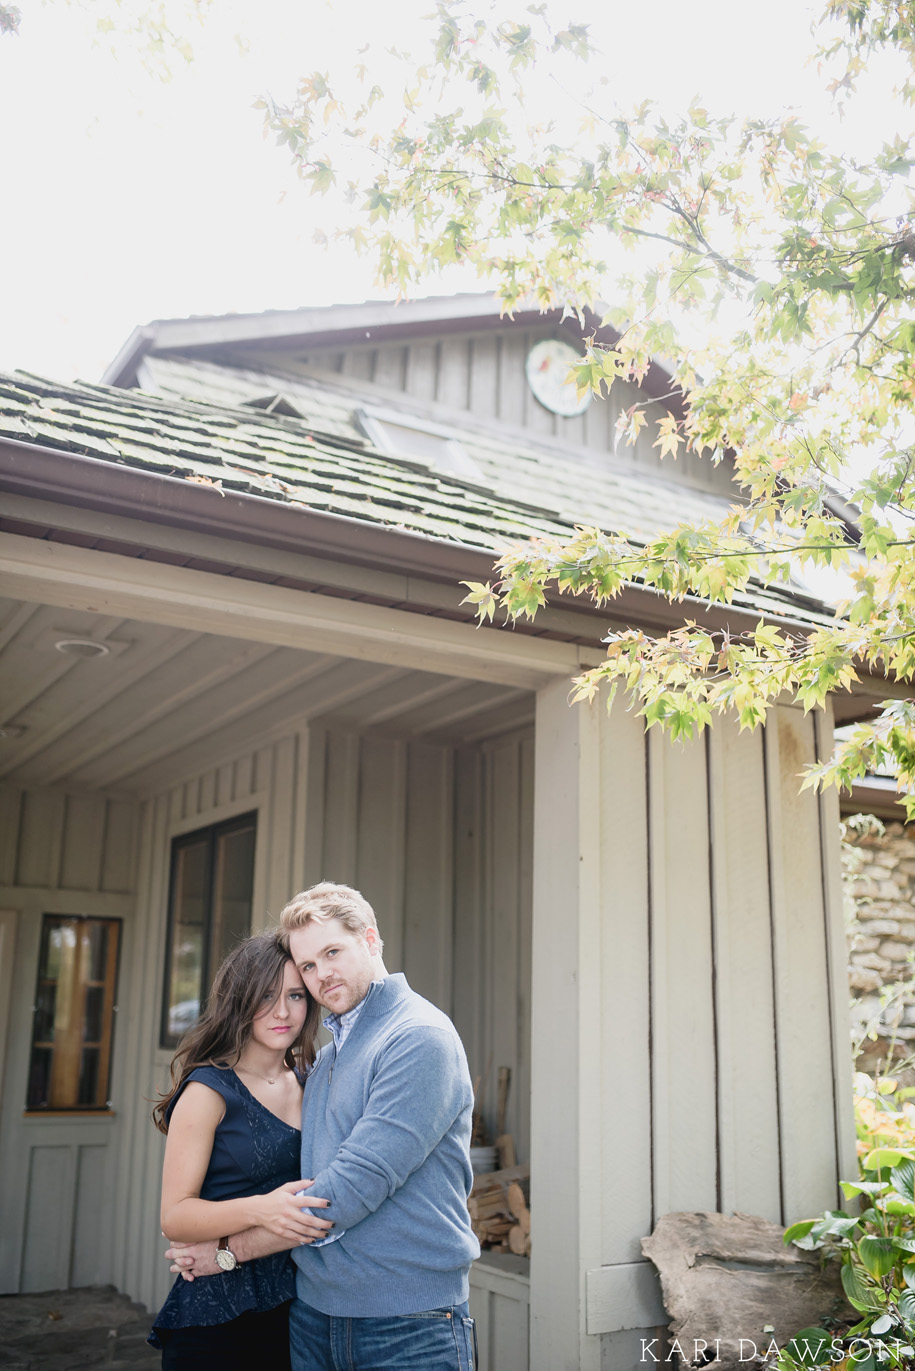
0, 435, 830, 641
841, 778, 906, 819
103, 295, 520, 385
101, 325, 156, 388
0, 490, 608, 644
0, 529, 579, 691
0, 435, 495, 582
225, 306, 572, 355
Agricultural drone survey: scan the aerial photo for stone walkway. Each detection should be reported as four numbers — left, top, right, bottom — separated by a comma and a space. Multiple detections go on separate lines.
0, 1286, 160, 1370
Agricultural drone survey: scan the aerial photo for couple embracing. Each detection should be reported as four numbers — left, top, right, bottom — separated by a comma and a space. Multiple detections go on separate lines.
149, 882, 480, 1370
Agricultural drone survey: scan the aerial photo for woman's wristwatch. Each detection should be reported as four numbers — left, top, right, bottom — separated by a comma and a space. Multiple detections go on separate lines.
215, 1237, 239, 1271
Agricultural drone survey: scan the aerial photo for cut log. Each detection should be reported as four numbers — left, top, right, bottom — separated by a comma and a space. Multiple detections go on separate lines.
469, 1163, 529, 1196
506, 1181, 531, 1235
468, 1193, 511, 1221
467, 1161, 531, 1253
508, 1224, 529, 1256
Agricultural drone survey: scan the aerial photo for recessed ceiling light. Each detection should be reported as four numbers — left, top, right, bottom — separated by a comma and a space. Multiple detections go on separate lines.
54, 639, 111, 659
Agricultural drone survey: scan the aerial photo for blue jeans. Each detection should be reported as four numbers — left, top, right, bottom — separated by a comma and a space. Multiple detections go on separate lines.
289, 1297, 477, 1371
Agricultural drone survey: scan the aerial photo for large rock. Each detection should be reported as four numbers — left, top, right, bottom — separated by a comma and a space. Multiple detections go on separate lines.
641, 1211, 849, 1369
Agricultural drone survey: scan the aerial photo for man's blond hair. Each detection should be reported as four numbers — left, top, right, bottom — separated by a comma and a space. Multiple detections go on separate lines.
278, 881, 383, 952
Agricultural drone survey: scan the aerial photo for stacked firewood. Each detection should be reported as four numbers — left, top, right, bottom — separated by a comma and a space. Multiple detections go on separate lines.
467, 1163, 531, 1257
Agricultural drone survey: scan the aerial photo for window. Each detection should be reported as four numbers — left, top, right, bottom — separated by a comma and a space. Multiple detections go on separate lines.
28, 915, 121, 1111
160, 812, 257, 1048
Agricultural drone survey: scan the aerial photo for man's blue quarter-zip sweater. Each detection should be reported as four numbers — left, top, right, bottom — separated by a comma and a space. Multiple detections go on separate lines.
291, 972, 481, 1316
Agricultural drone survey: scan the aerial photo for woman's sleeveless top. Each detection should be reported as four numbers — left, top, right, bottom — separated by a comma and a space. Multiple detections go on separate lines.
149, 1065, 301, 1341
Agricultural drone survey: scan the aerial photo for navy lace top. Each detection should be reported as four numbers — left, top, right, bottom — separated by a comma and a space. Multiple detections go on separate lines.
149, 1065, 301, 1344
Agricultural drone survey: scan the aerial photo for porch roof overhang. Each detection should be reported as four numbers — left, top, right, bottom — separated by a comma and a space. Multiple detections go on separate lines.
0, 360, 889, 731
0, 432, 836, 648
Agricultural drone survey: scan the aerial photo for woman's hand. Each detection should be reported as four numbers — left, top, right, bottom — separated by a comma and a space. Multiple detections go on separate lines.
251, 1180, 333, 1243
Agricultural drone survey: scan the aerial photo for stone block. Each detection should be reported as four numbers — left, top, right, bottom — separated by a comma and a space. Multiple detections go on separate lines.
850, 967, 883, 991
855, 952, 892, 972
858, 919, 901, 936
880, 941, 913, 961
850, 936, 881, 952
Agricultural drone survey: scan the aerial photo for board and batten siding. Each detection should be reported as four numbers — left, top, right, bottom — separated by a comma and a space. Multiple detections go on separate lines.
305, 724, 534, 1165
530, 686, 857, 1371
306, 725, 533, 1371
0, 785, 139, 1293
113, 731, 309, 1316
253, 328, 734, 498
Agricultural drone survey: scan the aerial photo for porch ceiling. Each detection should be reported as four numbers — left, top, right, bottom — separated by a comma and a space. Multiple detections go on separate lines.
0, 597, 533, 797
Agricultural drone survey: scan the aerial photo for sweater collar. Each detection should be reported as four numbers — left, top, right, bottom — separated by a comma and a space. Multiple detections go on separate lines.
358, 972, 411, 1018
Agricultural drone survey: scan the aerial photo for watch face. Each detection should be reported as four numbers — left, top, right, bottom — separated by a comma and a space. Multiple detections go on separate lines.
215, 1247, 237, 1272
525, 339, 592, 418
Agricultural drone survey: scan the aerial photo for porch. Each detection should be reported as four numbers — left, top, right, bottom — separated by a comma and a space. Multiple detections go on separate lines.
0, 569, 537, 1366
0, 521, 857, 1369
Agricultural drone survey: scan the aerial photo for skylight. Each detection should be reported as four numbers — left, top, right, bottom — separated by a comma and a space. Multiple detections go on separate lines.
356, 406, 485, 484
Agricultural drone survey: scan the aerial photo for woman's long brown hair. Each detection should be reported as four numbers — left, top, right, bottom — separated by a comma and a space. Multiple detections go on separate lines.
152, 931, 320, 1134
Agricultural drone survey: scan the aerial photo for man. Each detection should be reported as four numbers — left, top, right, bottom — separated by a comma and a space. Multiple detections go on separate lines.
167, 881, 480, 1371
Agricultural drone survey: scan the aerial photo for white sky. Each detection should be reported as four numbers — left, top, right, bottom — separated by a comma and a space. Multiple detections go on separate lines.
0, 0, 895, 383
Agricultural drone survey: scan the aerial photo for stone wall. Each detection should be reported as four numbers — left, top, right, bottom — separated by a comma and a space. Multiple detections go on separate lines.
844, 816, 915, 1066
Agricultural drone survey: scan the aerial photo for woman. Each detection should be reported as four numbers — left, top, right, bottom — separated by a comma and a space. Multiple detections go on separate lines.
149, 932, 330, 1370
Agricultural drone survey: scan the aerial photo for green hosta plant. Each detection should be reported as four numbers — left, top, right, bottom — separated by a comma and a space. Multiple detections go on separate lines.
780, 1146, 915, 1369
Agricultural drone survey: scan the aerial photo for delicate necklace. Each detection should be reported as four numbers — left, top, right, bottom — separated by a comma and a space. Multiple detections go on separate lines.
238, 1062, 287, 1086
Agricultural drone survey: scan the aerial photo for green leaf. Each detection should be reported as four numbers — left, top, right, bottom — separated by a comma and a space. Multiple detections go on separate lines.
883, 1199, 915, 1216
842, 1180, 891, 1198
783, 1220, 816, 1245
843, 1259, 884, 1312
864, 1148, 913, 1172
858, 1234, 897, 1278
899, 1288, 915, 1329
892, 1160, 915, 1203
783, 1327, 834, 1366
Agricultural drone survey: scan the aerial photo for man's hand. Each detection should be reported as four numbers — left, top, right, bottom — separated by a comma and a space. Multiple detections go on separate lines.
165, 1239, 219, 1281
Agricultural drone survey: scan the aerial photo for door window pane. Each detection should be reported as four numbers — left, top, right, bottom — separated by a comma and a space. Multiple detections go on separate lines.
27, 915, 120, 1111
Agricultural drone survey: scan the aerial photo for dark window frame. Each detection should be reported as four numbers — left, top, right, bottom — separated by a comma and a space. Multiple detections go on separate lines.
26, 913, 122, 1113
159, 810, 257, 1050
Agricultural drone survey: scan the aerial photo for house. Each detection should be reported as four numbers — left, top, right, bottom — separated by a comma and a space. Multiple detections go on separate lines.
0, 294, 863, 1369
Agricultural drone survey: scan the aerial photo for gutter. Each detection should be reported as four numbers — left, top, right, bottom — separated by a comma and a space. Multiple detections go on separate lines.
0, 434, 835, 641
